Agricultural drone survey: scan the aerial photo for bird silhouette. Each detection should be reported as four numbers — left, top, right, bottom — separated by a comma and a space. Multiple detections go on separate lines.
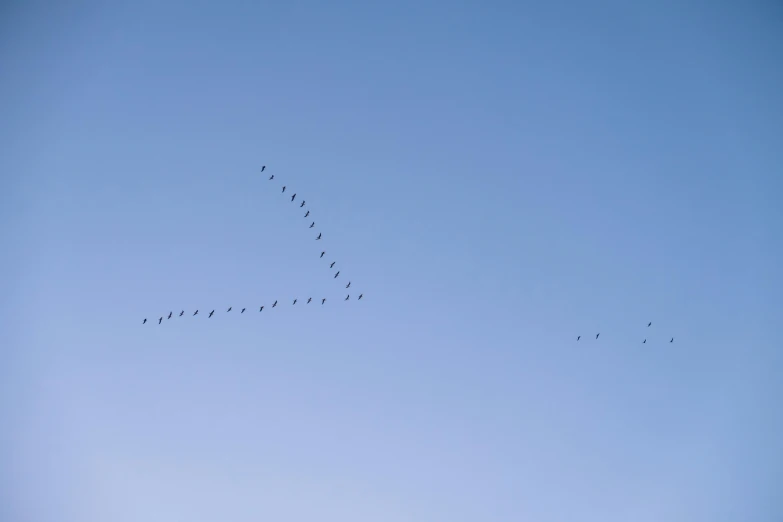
577, 336, 580, 341
159, 317, 163, 324
241, 308, 246, 313
293, 299, 297, 305
291, 193, 296, 202
272, 301, 277, 308
596, 333, 600, 339
300, 200, 305, 207
643, 339, 647, 344
346, 281, 351, 289
310, 222, 315, 228
193, 310, 198, 316
259, 306, 264, 312
143, 318, 147, 324
320, 251, 325, 258
261, 166, 266, 172
316, 233, 322, 240
269, 174, 274, 180
282, 186, 286, 193
209, 310, 214, 318
304, 210, 310, 217
670, 337, 674, 343
168, 311, 172, 319
345, 294, 350, 301
307, 297, 312, 303
330, 261, 335, 268
227, 307, 232, 312
358, 294, 363, 300
179, 310, 184, 317
648, 322, 652, 327
322, 298, 326, 304
334, 271, 340, 278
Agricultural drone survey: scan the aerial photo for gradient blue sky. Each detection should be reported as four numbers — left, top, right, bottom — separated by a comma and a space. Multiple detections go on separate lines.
1, 2, 781, 520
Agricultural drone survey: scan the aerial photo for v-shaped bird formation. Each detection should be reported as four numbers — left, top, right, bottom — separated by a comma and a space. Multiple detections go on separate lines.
142, 165, 364, 325
575, 321, 675, 345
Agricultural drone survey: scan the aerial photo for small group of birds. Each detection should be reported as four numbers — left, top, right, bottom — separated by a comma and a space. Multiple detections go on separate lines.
142, 165, 365, 325
576, 322, 674, 344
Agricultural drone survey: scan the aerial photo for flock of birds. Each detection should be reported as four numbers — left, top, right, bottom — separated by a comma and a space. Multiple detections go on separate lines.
577, 322, 674, 343
142, 165, 362, 325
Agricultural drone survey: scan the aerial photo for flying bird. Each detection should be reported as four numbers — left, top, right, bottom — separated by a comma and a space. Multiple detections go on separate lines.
316, 233, 322, 240
209, 310, 214, 318
179, 310, 184, 317
643, 339, 647, 344
334, 271, 340, 278
596, 333, 600, 339
577, 336, 580, 341
293, 299, 297, 305
241, 308, 246, 313
322, 298, 326, 304
261, 166, 266, 172
648, 322, 652, 327
159, 317, 163, 324
304, 210, 310, 217
193, 310, 198, 316
346, 281, 351, 288
300, 200, 305, 207
358, 294, 363, 300
227, 307, 232, 312
143, 318, 147, 324
168, 311, 172, 319
670, 337, 674, 343
320, 251, 325, 258
345, 294, 350, 301
330, 262, 335, 268
291, 193, 296, 202
269, 174, 274, 180
310, 222, 315, 228
282, 186, 286, 193
307, 298, 312, 303
272, 301, 277, 308
259, 306, 264, 312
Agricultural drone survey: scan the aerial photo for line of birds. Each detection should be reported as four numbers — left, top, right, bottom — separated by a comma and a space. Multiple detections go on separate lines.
143, 165, 364, 324
577, 322, 674, 343
143, 294, 363, 324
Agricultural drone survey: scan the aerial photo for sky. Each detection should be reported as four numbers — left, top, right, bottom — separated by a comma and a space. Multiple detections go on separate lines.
1, 1, 781, 520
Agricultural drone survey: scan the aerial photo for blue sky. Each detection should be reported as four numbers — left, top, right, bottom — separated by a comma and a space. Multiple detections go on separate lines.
1, 2, 781, 520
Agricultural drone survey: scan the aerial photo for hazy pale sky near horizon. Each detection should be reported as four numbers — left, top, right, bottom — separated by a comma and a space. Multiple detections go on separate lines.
1, 2, 781, 521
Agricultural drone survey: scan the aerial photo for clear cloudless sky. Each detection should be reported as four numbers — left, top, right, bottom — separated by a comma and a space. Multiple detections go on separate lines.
1, 1, 781, 521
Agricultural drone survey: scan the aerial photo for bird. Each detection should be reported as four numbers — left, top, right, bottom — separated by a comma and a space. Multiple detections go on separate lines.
282, 186, 286, 193
309, 222, 315, 228
334, 271, 340, 278
345, 294, 350, 301
193, 310, 198, 316
358, 294, 363, 300
300, 200, 305, 207
159, 317, 163, 324
261, 166, 266, 172
293, 299, 297, 305
272, 300, 277, 308
209, 310, 214, 318
346, 281, 351, 289
259, 306, 264, 312
168, 311, 172, 319
316, 232, 322, 240
143, 318, 147, 324
330, 261, 336, 268
577, 336, 580, 341
596, 333, 600, 339
241, 308, 246, 313
320, 251, 325, 258
179, 310, 184, 317
643, 339, 647, 344
304, 210, 310, 217
670, 337, 674, 343
648, 322, 652, 327
227, 307, 232, 312
307, 297, 312, 303
322, 298, 326, 304
269, 174, 274, 180
291, 193, 296, 202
